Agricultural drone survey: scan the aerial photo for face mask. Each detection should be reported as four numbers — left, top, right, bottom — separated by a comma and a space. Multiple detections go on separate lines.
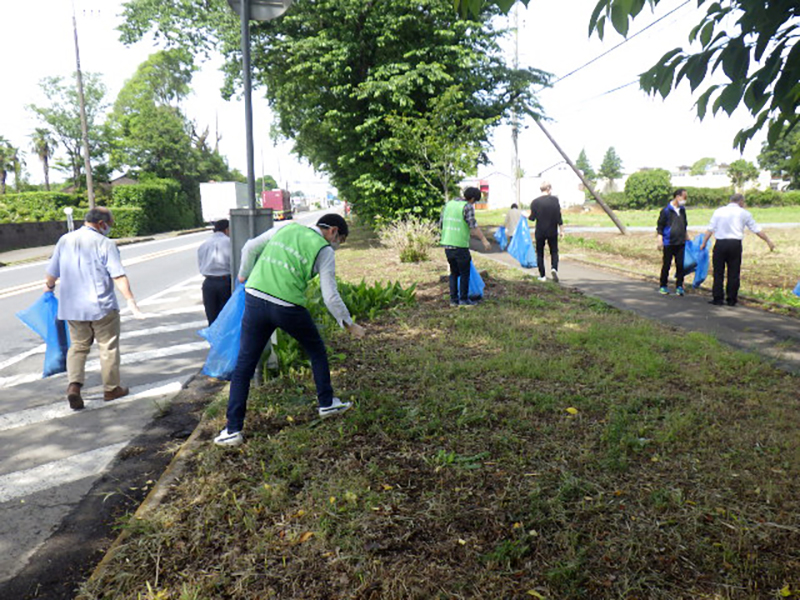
99, 222, 112, 236
678, 200, 686, 207
330, 235, 341, 251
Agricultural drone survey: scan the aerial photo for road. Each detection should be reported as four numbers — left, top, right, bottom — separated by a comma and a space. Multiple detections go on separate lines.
0, 210, 332, 593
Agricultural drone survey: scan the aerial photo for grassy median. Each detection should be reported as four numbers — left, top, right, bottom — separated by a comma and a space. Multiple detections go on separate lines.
80, 226, 800, 600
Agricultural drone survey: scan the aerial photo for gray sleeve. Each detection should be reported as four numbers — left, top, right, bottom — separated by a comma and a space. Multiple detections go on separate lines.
313, 247, 353, 327
45, 240, 62, 278
105, 242, 126, 279
237, 228, 277, 280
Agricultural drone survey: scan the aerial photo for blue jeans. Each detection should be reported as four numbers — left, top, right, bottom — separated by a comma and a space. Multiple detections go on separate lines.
225, 293, 334, 433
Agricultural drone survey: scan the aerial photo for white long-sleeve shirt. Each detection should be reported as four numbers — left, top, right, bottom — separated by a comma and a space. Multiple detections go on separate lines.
238, 223, 353, 327
707, 203, 762, 240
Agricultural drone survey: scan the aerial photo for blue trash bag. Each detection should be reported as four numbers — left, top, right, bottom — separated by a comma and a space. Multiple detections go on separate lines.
493, 226, 508, 251
457, 261, 485, 300
683, 235, 710, 288
507, 217, 537, 269
793, 281, 800, 298
16, 292, 70, 378
198, 283, 246, 380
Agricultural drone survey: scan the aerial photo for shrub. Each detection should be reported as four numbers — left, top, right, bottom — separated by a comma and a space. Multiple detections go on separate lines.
111, 178, 195, 234
624, 169, 672, 209
377, 218, 439, 262
0, 192, 84, 223
602, 191, 628, 209
683, 186, 731, 207
109, 207, 147, 239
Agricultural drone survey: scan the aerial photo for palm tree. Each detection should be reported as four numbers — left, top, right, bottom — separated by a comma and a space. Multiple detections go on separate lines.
31, 128, 56, 191
11, 147, 25, 193
0, 136, 14, 195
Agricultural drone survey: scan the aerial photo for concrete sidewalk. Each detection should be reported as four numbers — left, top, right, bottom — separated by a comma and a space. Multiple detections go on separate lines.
479, 247, 800, 374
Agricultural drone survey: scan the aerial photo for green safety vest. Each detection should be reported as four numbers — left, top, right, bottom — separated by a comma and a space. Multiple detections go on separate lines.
246, 223, 330, 306
440, 200, 470, 248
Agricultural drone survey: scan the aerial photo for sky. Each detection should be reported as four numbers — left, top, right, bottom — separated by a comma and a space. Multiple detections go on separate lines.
1, 0, 766, 192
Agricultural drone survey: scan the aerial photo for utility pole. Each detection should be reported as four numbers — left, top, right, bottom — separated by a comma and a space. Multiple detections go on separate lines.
511, 4, 521, 208
533, 118, 628, 235
72, 0, 95, 208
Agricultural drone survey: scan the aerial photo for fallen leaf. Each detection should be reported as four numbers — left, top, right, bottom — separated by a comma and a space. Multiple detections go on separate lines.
458, 539, 467, 545
298, 531, 314, 544
286, 415, 294, 423
566, 407, 578, 415
329, 496, 336, 504
382, 484, 393, 491
527, 591, 546, 599
779, 585, 791, 597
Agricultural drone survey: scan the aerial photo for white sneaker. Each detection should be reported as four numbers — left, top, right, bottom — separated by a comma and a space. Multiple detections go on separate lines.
538, 276, 546, 282
318, 397, 352, 419
214, 428, 244, 447
551, 268, 559, 282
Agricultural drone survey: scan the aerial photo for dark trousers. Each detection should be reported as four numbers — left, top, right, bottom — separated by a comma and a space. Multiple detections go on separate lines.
712, 239, 743, 305
660, 244, 685, 288
535, 233, 559, 277
445, 247, 472, 302
202, 275, 232, 325
225, 293, 333, 433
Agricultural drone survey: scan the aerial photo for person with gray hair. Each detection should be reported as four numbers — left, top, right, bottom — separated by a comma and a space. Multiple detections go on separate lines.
700, 193, 775, 306
529, 181, 564, 282
44, 206, 144, 410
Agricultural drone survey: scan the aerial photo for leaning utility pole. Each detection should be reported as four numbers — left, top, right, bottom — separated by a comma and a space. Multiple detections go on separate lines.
533, 118, 627, 235
72, 0, 95, 208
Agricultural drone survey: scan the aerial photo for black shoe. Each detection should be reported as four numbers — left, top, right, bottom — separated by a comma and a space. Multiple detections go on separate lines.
726, 300, 737, 307
708, 300, 724, 306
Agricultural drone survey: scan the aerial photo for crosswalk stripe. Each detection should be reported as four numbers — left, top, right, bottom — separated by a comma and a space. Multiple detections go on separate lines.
0, 342, 209, 389
0, 379, 187, 432
0, 442, 129, 503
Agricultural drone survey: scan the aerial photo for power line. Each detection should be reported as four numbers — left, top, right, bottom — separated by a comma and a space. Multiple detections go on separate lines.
551, 0, 692, 86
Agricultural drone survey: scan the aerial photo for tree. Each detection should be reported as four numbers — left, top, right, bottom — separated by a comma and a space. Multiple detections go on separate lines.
0, 137, 14, 195
690, 157, 715, 176
454, 0, 529, 17
598, 147, 623, 182
119, 0, 550, 222
758, 126, 800, 189
28, 74, 109, 190
256, 175, 278, 191
727, 159, 759, 191
575, 148, 596, 180
588, 0, 800, 158
31, 128, 57, 191
385, 85, 494, 204
624, 168, 672, 209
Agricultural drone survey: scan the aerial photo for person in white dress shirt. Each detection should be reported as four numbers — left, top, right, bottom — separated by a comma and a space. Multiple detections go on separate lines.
197, 219, 232, 325
700, 194, 775, 306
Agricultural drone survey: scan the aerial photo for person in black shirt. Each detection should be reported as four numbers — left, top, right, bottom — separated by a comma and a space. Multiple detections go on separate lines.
656, 189, 689, 296
529, 182, 564, 282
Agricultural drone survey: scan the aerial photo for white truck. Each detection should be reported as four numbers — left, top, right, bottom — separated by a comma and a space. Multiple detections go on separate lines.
199, 182, 252, 223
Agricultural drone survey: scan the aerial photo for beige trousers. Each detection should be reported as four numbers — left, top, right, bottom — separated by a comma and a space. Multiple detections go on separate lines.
67, 310, 121, 392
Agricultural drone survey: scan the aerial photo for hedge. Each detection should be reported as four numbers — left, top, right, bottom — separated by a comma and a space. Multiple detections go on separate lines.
108, 206, 147, 239
110, 178, 196, 235
0, 191, 84, 223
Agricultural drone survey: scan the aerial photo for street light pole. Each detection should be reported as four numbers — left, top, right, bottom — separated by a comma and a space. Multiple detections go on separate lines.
240, 0, 257, 239
72, 0, 95, 208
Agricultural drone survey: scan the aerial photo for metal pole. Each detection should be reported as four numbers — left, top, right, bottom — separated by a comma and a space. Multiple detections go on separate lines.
533, 118, 628, 235
511, 4, 521, 208
241, 0, 257, 239
72, 1, 95, 208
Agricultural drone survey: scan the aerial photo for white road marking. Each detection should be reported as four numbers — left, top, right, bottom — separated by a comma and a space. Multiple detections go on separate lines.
0, 345, 45, 372
0, 379, 187, 432
0, 442, 129, 503
0, 342, 209, 389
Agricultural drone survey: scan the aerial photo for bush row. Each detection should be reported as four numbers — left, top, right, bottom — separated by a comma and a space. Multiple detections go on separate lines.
0, 192, 85, 223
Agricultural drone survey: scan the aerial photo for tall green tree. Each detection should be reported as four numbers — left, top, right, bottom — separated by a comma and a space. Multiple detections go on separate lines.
589, 0, 800, 157
598, 146, 623, 182
119, 0, 550, 222
689, 157, 715, 176
727, 159, 759, 191
28, 73, 108, 190
0, 137, 14, 195
758, 126, 800, 190
30, 128, 57, 191
575, 148, 596, 180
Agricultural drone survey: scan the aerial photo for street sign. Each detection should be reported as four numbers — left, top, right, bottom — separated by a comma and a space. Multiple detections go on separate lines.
226, 0, 293, 21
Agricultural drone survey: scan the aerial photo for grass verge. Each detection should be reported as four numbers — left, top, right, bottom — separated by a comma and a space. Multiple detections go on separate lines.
79, 226, 800, 600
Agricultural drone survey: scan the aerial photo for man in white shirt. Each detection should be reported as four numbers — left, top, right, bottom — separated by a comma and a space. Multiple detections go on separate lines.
197, 219, 232, 325
700, 193, 775, 306
45, 207, 144, 410
214, 213, 365, 447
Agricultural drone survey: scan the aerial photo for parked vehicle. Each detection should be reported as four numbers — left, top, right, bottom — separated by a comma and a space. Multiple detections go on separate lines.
261, 189, 293, 220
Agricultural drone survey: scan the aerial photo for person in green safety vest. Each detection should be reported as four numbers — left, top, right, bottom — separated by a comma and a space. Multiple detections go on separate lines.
439, 187, 491, 306
214, 213, 365, 447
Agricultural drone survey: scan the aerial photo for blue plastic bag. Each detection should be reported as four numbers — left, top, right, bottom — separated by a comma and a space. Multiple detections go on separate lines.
683, 235, 710, 288
458, 261, 485, 300
16, 292, 70, 378
493, 226, 508, 251
793, 281, 800, 298
507, 217, 537, 269
198, 283, 246, 380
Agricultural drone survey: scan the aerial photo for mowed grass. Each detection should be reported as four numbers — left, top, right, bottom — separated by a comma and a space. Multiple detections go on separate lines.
79, 227, 800, 600
477, 205, 800, 229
